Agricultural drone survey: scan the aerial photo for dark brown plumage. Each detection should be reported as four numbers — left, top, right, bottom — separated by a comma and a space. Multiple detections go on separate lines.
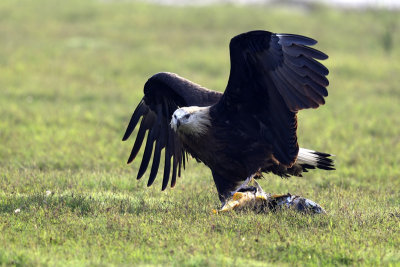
122, 30, 334, 202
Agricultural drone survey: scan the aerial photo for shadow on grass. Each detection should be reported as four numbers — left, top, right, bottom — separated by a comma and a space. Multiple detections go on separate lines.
0, 191, 204, 216
0, 250, 34, 267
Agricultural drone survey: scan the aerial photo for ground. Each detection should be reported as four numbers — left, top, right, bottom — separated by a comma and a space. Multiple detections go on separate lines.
0, 0, 399, 266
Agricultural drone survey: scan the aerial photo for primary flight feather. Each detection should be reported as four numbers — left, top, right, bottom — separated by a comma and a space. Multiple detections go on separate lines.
122, 30, 334, 203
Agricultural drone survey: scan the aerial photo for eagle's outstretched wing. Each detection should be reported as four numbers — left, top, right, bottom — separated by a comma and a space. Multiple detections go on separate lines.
214, 30, 329, 167
123, 72, 221, 190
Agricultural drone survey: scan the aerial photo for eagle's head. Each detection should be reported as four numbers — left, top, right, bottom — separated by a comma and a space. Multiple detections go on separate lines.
171, 106, 211, 136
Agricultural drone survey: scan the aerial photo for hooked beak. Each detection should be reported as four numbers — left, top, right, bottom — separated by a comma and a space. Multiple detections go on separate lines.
176, 119, 181, 128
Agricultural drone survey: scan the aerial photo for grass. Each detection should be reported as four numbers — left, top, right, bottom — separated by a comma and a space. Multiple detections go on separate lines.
1, 0, 400, 265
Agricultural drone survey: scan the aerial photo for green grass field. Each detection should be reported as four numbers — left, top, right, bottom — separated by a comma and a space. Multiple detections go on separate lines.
1, 0, 399, 266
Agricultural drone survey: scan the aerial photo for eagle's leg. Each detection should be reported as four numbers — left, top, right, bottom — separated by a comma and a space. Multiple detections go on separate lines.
253, 179, 266, 195
230, 173, 256, 196
211, 171, 266, 207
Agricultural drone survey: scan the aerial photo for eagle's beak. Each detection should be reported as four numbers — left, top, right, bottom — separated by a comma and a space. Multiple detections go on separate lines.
176, 119, 181, 128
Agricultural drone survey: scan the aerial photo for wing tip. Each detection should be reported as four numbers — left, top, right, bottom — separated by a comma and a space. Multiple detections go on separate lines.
276, 33, 318, 46
315, 50, 329, 61
122, 134, 129, 142
137, 169, 145, 180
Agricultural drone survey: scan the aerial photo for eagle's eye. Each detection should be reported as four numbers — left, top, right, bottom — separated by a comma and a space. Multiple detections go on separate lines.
184, 114, 190, 119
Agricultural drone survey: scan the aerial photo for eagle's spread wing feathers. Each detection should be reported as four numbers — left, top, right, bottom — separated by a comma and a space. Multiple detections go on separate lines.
122, 72, 221, 190
217, 30, 329, 167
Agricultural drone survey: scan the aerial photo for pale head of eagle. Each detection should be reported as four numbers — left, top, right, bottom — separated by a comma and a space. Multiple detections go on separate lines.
171, 106, 211, 137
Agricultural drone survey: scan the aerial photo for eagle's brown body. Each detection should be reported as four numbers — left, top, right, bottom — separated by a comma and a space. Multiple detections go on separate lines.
179, 116, 274, 194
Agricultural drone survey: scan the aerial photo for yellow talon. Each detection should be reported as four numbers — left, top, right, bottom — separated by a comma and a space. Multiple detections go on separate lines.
233, 192, 244, 200
256, 195, 267, 200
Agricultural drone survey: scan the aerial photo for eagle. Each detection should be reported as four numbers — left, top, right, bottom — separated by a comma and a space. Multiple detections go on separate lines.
122, 30, 334, 204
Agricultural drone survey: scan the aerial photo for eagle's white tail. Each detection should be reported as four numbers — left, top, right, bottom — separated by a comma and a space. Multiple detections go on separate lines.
297, 148, 335, 170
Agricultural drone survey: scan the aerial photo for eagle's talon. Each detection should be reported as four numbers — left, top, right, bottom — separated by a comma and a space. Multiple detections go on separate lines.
230, 174, 255, 196
232, 192, 244, 200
